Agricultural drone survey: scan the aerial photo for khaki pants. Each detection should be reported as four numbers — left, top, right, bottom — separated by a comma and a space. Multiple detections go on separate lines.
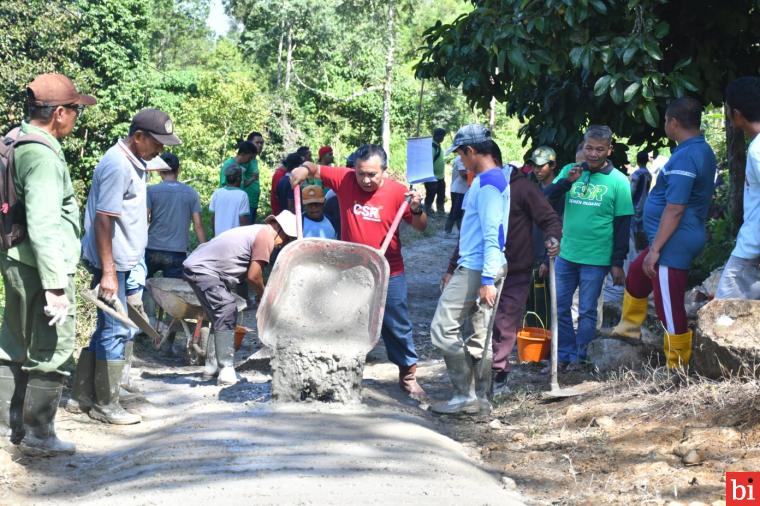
431, 264, 507, 360
0, 256, 76, 374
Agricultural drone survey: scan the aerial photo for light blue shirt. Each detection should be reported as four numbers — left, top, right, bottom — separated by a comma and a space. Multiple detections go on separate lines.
734, 135, 760, 259
457, 167, 510, 284
303, 216, 337, 239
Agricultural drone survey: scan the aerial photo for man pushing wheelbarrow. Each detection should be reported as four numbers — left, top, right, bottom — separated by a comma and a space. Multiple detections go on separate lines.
289, 144, 428, 399
182, 211, 298, 385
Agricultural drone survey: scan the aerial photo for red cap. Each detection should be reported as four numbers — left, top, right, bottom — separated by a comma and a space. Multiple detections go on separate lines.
27, 73, 97, 107
318, 145, 333, 159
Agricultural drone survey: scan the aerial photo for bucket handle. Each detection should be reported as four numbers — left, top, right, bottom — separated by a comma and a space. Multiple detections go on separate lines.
521, 311, 546, 330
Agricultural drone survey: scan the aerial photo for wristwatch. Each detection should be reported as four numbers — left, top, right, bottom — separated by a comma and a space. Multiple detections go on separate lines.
411, 206, 424, 216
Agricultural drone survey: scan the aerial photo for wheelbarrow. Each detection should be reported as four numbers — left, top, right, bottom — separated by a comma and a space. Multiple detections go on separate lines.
146, 278, 246, 365
256, 186, 410, 401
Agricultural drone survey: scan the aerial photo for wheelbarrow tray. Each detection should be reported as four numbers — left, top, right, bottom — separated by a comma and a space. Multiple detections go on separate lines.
146, 278, 205, 320
256, 238, 389, 355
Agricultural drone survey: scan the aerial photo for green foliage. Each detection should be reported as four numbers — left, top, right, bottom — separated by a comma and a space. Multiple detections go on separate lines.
690, 182, 734, 287
416, 0, 760, 162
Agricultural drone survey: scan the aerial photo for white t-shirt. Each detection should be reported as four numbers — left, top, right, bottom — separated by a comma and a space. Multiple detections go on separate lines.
210, 187, 250, 236
733, 135, 760, 259
450, 156, 469, 194
303, 216, 337, 239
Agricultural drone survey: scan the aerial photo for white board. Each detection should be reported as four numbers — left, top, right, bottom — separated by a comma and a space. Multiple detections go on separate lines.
406, 137, 437, 184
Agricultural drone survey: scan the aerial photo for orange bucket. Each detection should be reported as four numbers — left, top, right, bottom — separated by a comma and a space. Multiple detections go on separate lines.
234, 326, 247, 351
516, 327, 551, 362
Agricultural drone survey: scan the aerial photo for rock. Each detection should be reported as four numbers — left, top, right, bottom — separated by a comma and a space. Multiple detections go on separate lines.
711, 501, 726, 506
500, 476, 517, 490
693, 299, 760, 379
488, 419, 503, 430
674, 427, 742, 460
591, 416, 616, 430
681, 449, 703, 466
511, 432, 526, 442
587, 337, 652, 373
602, 302, 663, 349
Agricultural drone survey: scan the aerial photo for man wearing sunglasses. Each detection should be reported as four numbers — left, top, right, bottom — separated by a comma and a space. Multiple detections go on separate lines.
0, 73, 96, 456
551, 125, 634, 368
71, 108, 181, 426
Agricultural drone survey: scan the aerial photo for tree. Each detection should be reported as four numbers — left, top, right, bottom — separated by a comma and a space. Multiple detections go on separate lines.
416, 0, 760, 169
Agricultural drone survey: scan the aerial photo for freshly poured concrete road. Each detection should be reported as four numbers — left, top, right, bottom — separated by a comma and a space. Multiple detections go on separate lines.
8, 363, 524, 506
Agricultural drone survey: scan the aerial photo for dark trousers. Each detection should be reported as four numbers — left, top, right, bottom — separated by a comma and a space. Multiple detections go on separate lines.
183, 269, 238, 332
491, 271, 532, 373
445, 192, 465, 232
424, 179, 446, 213
146, 249, 187, 279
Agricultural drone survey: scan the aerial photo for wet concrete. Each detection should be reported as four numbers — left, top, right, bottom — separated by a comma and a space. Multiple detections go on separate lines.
259, 241, 388, 403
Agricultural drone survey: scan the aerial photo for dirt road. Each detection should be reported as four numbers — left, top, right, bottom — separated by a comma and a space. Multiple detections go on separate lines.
1, 220, 525, 506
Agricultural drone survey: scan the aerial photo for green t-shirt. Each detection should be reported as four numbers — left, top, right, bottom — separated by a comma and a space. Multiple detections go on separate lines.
220, 157, 260, 208
554, 163, 634, 266
432, 142, 445, 180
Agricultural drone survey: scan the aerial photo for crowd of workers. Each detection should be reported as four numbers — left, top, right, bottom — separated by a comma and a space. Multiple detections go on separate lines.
1, 71, 759, 457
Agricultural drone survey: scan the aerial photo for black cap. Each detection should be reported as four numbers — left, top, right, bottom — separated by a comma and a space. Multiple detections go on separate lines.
130, 108, 181, 146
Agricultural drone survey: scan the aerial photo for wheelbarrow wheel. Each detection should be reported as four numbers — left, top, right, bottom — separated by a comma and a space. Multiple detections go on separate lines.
186, 325, 210, 366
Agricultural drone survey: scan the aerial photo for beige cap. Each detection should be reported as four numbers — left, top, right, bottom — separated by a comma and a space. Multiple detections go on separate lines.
265, 210, 298, 238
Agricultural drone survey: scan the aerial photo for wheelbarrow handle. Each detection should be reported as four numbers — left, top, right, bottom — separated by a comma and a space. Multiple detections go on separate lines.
294, 183, 303, 240
379, 194, 411, 255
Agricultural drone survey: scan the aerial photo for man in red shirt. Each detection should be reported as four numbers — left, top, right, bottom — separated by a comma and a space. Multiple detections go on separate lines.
290, 144, 428, 398
270, 163, 287, 215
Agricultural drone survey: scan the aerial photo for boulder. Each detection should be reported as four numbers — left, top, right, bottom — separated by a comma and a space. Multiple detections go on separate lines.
602, 302, 663, 350
587, 336, 654, 373
693, 299, 760, 379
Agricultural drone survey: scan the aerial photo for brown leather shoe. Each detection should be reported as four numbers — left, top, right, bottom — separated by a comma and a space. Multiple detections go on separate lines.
399, 364, 427, 400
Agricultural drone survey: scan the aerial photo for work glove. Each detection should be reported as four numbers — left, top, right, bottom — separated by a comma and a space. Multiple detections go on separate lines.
44, 289, 69, 326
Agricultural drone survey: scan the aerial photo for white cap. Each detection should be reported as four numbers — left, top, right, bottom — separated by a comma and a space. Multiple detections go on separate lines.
265, 210, 298, 238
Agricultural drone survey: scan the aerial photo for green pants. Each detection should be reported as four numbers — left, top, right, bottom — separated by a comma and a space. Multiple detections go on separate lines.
0, 256, 75, 375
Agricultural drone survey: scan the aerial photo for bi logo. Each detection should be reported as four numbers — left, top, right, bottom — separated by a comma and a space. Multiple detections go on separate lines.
727, 472, 760, 505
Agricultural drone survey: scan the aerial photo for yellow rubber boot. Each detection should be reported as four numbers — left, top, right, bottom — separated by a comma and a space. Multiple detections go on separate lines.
664, 329, 693, 369
605, 290, 648, 339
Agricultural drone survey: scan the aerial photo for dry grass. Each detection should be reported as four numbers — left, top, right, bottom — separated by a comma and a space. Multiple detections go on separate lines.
600, 364, 760, 428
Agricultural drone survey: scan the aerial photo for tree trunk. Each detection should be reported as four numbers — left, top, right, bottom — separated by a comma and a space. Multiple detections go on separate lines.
285, 25, 293, 91
489, 96, 496, 132
276, 20, 284, 89
726, 106, 747, 233
381, 0, 396, 161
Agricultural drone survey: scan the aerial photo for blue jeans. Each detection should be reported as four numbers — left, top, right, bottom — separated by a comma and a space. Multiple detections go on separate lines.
87, 268, 131, 361
381, 273, 418, 368
146, 249, 186, 279
555, 257, 609, 363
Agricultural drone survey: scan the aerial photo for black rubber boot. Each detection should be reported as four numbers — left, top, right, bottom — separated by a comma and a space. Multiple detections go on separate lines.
472, 354, 493, 415
89, 360, 141, 425
202, 330, 218, 380
120, 341, 142, 398
0, 361, 27, 445
431, 353, 478, 415
65, 349, 94, 414
18, 372, 75, 456
215, 329, 237, 385
120, 341, 145, 403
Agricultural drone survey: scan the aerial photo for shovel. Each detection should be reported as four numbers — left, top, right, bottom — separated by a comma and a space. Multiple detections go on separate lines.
80, 285, 138, 329
545, 256, 582, 399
